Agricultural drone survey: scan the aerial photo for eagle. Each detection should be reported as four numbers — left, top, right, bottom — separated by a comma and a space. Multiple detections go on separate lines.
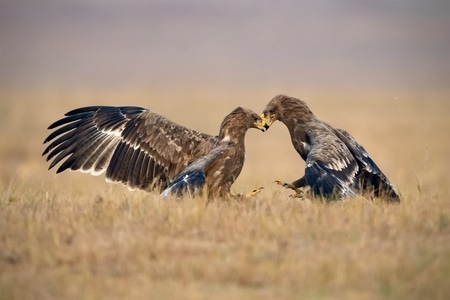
261, 94, 400, 202
43, 105, 266, 198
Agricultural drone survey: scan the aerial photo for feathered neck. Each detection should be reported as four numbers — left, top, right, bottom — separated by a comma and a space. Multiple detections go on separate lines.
218, 108, 249, 144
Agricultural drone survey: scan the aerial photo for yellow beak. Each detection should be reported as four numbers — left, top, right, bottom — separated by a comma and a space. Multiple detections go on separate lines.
260, 113, 275, 131
254, 115, 267, 131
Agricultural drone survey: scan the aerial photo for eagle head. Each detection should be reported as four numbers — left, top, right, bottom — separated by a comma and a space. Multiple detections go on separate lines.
261, 94, 314, 130
219, 107, 266, 142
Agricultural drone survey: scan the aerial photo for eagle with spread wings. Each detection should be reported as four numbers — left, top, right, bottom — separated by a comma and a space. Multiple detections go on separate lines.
261, 94, 400, 202
43, 105, 265, 198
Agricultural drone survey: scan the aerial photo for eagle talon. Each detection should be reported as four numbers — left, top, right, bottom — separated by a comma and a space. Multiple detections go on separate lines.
274, 180, 291, 189
288, 190, 306, 200
245, 187, 265, 198
275, 180, 299, 191
274, 180, 288, 187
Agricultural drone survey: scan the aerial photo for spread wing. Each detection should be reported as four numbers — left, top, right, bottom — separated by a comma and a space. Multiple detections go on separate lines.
43, 106, 214, 191
304, 132, 359, 198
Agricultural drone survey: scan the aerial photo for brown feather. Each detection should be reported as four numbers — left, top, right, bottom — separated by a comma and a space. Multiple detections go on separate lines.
262, 94, 400, 201
43, 105, 264, 198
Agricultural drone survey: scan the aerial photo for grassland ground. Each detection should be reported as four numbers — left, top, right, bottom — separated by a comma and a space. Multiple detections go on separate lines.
1, 86, 449, 299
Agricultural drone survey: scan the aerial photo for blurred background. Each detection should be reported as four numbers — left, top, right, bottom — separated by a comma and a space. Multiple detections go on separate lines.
2, 0, 450, 90
1, 0, 449, 197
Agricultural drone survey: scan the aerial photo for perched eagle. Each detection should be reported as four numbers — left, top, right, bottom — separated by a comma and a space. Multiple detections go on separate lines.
43, 105, 266, 198
261, 94, 400, 202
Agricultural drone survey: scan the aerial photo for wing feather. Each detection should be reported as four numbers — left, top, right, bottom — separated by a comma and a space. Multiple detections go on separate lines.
305, 131, 359, 198
43, 106, 214, 192
80, 135, 118, 175
44, 121, 81, 145
161, 143, 230, 198
305, 161, 357, 197
53, 128, 112, 172
332, 127, 399, 200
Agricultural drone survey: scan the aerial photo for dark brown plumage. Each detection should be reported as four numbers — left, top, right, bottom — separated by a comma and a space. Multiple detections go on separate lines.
261, 94, 400, 202
43, 105, 265, 198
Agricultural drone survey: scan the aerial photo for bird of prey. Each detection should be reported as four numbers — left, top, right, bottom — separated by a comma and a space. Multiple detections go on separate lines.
43, 105, 266, 198
261, 94, 400, 202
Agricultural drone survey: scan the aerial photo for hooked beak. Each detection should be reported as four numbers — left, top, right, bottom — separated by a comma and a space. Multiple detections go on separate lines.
260, 113, 275, 131
254, 115, 267, 132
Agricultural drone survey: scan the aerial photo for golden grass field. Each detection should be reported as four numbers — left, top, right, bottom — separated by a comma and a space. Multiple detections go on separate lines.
1, 86, 449, 299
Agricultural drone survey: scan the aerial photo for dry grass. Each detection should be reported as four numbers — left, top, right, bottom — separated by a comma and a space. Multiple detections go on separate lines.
1, 86, 449, 299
